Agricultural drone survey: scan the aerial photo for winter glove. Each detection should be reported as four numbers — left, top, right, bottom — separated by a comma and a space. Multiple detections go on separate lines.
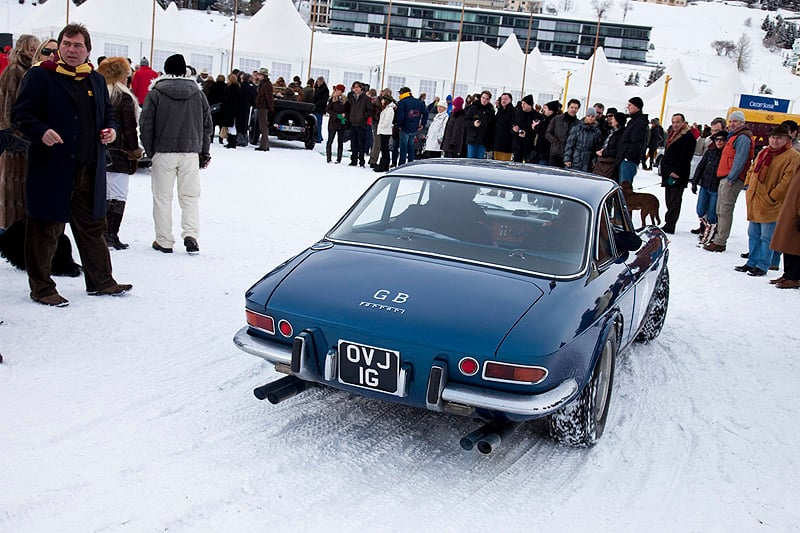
336, 113, 346, 125
125, 148, 143, 160
199, 153, 211, 169
0, 127, 30, 154
691, 183, 697, 194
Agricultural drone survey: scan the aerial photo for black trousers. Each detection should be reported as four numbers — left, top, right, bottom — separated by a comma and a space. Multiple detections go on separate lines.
663, 186, 685, 232
350, 125, 369, 165
784, 253, 800, 280
326, 128, 344, 162
377, 134, 391, 170
25, 167, 115, 298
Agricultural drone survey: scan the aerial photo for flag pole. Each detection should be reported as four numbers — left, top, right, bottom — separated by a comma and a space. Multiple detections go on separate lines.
452, 1, 465, 95
380, 0, 393, 90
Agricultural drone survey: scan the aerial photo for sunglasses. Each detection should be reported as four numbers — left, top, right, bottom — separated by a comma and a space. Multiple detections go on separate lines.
41, 48, 56, 56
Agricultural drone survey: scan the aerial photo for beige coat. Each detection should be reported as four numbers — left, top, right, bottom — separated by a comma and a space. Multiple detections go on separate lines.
770, 165, 800, 255
744, 147, 800, 223
0, 59, 31, 227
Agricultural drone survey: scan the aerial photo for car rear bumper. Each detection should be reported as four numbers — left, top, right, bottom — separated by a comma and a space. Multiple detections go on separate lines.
234, 326, 578, 417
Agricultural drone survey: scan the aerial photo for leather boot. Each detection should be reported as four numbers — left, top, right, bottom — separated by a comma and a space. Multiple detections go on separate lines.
105, 200, 129, 250
697, 223, 717, 247
691, 216, 706, 235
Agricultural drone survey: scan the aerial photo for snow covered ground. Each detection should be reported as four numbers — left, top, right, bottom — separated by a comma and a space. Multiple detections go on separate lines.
2, 138, 800, 531
2, 1, 800, 531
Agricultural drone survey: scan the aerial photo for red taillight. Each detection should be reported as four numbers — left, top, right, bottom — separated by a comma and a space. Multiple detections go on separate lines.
278, 319, 293, 337
246, 309, 275, 334
483, 361, 547, 384
458, 357, 480, 376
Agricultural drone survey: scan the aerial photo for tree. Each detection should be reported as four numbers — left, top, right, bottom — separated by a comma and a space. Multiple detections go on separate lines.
591, 0, 613, 17
759, 84, 774, 95
735, 33, 752, 72
619, 0, 634, 22
645, 65, 665, 87
711, 39, 736, 56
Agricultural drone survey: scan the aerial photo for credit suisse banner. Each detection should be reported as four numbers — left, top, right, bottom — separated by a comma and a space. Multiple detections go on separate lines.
738, 94, 790, 113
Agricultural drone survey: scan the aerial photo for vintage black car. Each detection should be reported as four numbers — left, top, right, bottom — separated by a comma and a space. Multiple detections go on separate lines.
269, 98, 317, 149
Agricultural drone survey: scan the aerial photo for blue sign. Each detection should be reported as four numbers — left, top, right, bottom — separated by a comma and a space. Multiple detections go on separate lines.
738, 94, 790, 113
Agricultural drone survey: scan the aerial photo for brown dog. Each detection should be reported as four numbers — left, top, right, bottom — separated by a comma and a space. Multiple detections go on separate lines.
620, 181, 661, 226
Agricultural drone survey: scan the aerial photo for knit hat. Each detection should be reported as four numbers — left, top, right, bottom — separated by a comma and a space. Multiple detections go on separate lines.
544, 100, 561, 112
96, 56, 131, 84
613, 112, 627, 127
436, 100, 447, 109
628, 96, 643, 110
446, 94, 452, 102
522, 94, 534, 107
452, 96, 464, 112
163, 54, 186, 76
334, 83, 345, 92
585, 107, 597, 117
728, 110, 746, 122
140, 56, 149, 67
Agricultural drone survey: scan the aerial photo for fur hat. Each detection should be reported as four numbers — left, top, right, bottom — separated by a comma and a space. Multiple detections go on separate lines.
163, 54, 186, 76
452, 96, 464, 112
334, 84, 346, 92
140, 56, 149, 67
728, 110, 746, 123
628, 96, 644, 110
522, 94, 534, 107
97, 56, 131, 84
613, 112, 627, 127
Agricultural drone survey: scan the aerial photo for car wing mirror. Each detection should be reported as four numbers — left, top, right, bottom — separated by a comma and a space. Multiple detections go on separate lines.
614, 230, 642, 253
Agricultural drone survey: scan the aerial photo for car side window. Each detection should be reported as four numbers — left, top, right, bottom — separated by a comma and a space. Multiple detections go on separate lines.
597, 209, 614, 264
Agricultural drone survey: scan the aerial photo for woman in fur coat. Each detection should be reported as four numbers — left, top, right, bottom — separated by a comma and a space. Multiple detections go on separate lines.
97, 57, 142, 250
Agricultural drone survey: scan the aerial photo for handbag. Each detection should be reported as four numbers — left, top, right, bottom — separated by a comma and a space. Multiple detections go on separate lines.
229, 124, 237, 136
209, 103, 222, 114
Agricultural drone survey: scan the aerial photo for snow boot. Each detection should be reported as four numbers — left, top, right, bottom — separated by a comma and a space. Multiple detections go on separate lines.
691, 216, 707, 236
697, 223, 717, 247
105, 200, 129, 250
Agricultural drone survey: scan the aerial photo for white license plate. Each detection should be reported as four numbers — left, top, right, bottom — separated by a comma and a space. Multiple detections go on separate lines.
277, 125, 304, 133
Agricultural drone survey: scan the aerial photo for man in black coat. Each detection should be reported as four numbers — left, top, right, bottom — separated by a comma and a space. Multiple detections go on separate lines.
659, 113, 697, 234
12, 23, 131, 307
615, 96, 648, 184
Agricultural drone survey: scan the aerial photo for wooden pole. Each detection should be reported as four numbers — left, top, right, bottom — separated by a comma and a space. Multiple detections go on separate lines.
452, 1, 465, 96
149, 0, 157, 67
562, 71, 572, 107
659, 75, 672, 125
230, 0, 239, 73
66, 0, 70, 24
520, 5, 534, 96
585, 14, 601, 107
380, 0, 393, 90
307, 0, 316, 80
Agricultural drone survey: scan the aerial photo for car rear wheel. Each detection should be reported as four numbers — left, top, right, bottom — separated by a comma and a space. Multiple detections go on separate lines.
635, 264, 669, 343
548, 330, 616, 447
274, 109, 306, 141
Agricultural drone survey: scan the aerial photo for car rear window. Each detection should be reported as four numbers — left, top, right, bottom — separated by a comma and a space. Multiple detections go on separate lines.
327, 176, 590, 277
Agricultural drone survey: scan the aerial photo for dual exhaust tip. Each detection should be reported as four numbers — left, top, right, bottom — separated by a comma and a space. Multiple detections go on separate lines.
254, 376, 515, 454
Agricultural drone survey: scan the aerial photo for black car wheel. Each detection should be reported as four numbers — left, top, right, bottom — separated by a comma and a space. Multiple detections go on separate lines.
548, 329, 616, 447
273, 109, 307, 141
635, 264, 669, 343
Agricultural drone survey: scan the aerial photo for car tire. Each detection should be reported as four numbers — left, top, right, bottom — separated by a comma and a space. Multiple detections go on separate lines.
634, 264, 669, 343
274, 109, 306, 140
305, 139, 315, 150
548, 329, 616, 447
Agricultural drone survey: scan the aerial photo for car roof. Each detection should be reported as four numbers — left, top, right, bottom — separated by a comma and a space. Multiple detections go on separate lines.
388, 159, 617, 206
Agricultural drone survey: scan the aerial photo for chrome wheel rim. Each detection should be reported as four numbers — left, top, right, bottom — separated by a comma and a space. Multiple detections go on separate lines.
593, 338, 613, 421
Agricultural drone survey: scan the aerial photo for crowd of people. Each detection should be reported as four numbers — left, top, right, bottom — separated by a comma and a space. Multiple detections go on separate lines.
2, 23, 800, 308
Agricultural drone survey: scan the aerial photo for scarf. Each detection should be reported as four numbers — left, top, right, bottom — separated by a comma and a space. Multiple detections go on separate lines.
37, 51, 93, 81
752, 143, 791, 182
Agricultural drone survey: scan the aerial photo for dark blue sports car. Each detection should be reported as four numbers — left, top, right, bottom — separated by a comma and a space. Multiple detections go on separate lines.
234, 160, 669, 451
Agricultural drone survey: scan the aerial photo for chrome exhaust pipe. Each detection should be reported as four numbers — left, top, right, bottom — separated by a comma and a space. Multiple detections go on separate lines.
476, 424, 516, 455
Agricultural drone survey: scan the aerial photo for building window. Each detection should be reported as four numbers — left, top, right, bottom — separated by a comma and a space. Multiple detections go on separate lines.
271, 61, 292, 82
240, 58, 261, 74
104, 42, 128, 59
387, 75, 406, 95
454, 83, 469, 98
311, 68, 331, 83
419, 79, 437, 99
343, 71, 365, 89
191, 53, 213, 75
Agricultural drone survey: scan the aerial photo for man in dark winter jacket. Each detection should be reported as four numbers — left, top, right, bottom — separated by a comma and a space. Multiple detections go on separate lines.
512, 95, 541, 163
254, 68, 274, 151
312, 77, 329, 143
345, 81, 373, 167
140, 53, 212, 255
493, 92, 515, 161
545, 98, 580, 167
615, 96, 648, 184
465, 90, 495, 159
12, 23, 131, 306
659, 113, 697, 234
395, 87, 427, 166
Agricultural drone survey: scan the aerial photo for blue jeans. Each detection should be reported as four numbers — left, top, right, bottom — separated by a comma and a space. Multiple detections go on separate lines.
467, 144, 486, 159
313, 112, 323, 143
398, 130, 416, 166
695, 187, 718, 224
619, 159, 638, 184
746, 221, 776, 272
